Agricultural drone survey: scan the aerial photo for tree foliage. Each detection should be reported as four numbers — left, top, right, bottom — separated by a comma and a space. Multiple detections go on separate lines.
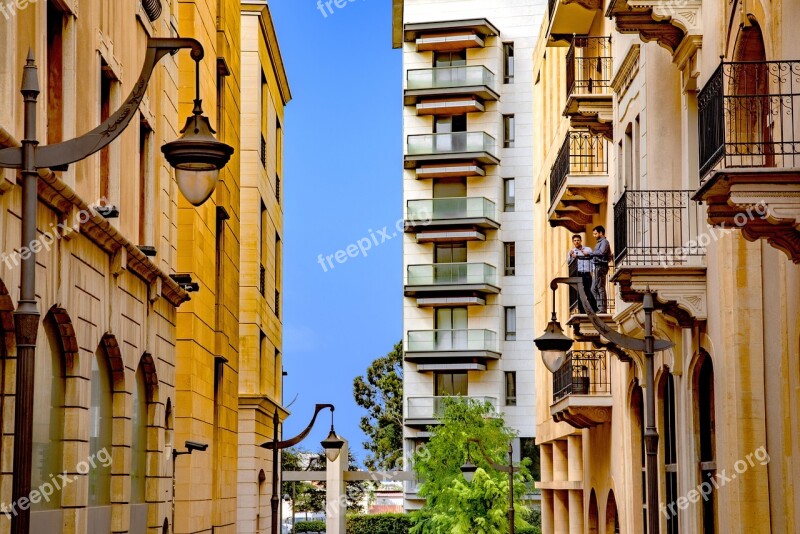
409, 398, 533, 534
353, 341, 404, 471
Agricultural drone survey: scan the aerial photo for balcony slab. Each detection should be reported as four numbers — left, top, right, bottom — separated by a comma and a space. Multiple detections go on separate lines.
415, 163, 485, 179
415, 98, 485, 116
414, 296, 486, 307
612, 266, 707, 326
564, 94, 613, 138
404, 86, 499, 106
550, 395, 612, 428
415, 229, 486, 243
404, 151, 500, 169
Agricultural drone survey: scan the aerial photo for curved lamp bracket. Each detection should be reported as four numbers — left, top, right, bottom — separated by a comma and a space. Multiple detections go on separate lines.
551, 277, 673, 353
467, 438, 514, 474
261, 403, 334, 450
0, 38, 204, 170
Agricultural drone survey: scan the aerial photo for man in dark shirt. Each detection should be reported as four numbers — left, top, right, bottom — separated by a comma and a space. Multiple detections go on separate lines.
591, 225, 611, 313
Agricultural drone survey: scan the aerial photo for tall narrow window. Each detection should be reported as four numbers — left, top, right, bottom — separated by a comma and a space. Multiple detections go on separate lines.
624, 123, 633, 190
259, 200, 267, 297
99, 61, 113, 202
139, 117, 154, 245
632, 385, 647, 533
503, 43, 515, 84
503, 115, 515, 148
259, 330, 266, 393
697, 357, 717, 533
276, 117, 283, 177
504, 178, 515, 212
504, 242, 516, 276
662, 374, 679, 534
46, 0, 64, 144
89, 350, 113, 506
131, 364, 148, 504
505, 307, 517, 341
275, 233, 282, 319
505, 372, 517, 406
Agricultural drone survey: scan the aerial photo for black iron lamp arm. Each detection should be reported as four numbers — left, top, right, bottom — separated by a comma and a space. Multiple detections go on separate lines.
467, 438, 514, 475
261, 403, 334, 450
550, 277, 673, 353
0, 38, 204, 170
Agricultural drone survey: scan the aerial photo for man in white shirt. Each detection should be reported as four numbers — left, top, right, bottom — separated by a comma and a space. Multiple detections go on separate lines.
567, 235, 596, 312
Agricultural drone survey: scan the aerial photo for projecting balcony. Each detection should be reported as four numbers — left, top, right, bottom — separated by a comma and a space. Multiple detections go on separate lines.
405, 66, 499, 115
612, 190, 707, 325
605, 0, 700, 56
563, 37, 613, 138
405, 263, 500, 306
694, 60, 800, 263
405, 197, 500, 241
405, 132, 499, 172
402, 19, 500, 52
547, 0, 603, 44
551, 350, 612, 428
548, 131, 609, 233
405, 329, 500, 371
406, 395, 498, 427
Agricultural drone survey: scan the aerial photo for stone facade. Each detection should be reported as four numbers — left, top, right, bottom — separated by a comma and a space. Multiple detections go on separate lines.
533, 0, 800, 532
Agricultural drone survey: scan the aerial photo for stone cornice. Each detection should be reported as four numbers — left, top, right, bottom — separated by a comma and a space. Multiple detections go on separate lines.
611, 44, 641, 98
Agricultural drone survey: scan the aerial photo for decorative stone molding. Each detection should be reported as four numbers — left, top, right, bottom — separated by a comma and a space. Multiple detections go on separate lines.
564, 0, 603, 10
612, 266, 707, 326
611, 44, 641, 98
551, 395, 613, 428
607, 0, 701, 54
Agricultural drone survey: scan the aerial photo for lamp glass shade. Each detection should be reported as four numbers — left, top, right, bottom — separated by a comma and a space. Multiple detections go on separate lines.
460, 460, 478, 483
176, 166, 219, 207
541, 349, 568, 373
321, 430, 344, 462
534, 319, 574, 373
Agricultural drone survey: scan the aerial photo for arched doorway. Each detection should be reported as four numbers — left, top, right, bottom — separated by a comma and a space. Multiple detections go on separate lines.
659, 372, 679, 534
693, 353, 717, 533
630, 383, 647, 533
605, 489, 619, 534
588, 489, 599, 534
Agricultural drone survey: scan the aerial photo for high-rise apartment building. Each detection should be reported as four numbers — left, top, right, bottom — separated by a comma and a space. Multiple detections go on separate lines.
392, 0, 544, 510
532, 0, 800, 531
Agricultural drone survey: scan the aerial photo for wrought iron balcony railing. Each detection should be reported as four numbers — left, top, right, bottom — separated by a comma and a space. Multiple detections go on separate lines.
550, 131, 609, 207
406, 65, 496, 91
406, 262, 497, 287
614, 190, 706, 267
406, 197, 498, 224
552, 350, 610, 403
407, 131, 497, 157
566, 36, 612, 99
406, 396, 498, 420
699, 60, 800, 181
407, 329, 498, 353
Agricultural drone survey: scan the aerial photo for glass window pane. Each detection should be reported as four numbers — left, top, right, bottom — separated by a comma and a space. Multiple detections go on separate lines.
505, 307, 517, 340
504, 178, 515, 211
89, 351, 113, 506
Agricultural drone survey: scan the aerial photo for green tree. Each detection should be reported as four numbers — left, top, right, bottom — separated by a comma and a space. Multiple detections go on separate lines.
409, 398, 533, 534
353, 341, 404, 471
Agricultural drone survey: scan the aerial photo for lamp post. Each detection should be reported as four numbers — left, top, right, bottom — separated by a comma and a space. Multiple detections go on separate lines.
534, 277, 672, 534
460, 438, 517, 534
261, 404, 344, 534
0, 39, 232, 534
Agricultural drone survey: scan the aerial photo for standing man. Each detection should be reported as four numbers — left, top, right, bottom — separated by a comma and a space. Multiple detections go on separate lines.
567, 235, 596, 312
591, 226, 611, 313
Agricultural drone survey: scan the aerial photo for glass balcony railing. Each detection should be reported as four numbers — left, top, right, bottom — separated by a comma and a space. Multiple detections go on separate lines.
406, 65, 496, 91
406, 263, 497, 286
407, 329, 498, 352
406, 396, 498, 420
407, 132, 497, 156
406, 197, 497, 223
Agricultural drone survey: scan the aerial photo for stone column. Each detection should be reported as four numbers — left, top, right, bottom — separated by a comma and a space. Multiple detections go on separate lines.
326, 439, 348, 534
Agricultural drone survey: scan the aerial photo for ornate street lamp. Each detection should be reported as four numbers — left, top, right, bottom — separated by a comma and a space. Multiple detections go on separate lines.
460, 438, 518, 534
261, 404, 344, 534
534, 277, 672, 534
0, 38, 231, 534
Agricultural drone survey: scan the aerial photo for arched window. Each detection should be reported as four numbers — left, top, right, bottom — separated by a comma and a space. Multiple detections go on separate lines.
89, 349, 113, 506
588, 489, 599, 534
662, 374, 679, 534
605, 489, 619, 534
696, 356, 717, 533
165, 397, 173, 452
131, 363, 148, 503
31, 323, 65, 511
631, 383, 647, 532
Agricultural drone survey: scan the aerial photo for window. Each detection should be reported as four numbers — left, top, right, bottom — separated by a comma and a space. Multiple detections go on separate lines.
504, 178, 515, 212
138, 117, 154, 245
434, 372, 468, 396
435, 243, 467, 263
504, 242, 516, 276
505, 372, 517, 406
275, 289, 281, 319
505, 307, 517, 341
47, 0, 64, 144
435, 308, 468, 350
276, 117, 283, 176
662, 374, 679, 534
276, 174, 281, 204
696, 357, 717, 533
434, 51, 466, 67
89, 350, 113, 506
503, 115, 515, 148
131, 363, 148, 504
433, 177, 466, 198
275, 233, 282, 318
99, 61, 114, 202
503, 43, 515, 83
260, 200, 267, 296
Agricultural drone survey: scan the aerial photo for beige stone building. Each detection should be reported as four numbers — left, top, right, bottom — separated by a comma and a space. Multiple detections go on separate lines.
533, 0, 800, 532
0, 0, 291, 532
236, 2, 290, 533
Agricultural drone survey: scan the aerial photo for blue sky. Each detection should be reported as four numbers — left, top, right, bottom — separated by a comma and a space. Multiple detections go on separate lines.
268, 0, 402, 464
